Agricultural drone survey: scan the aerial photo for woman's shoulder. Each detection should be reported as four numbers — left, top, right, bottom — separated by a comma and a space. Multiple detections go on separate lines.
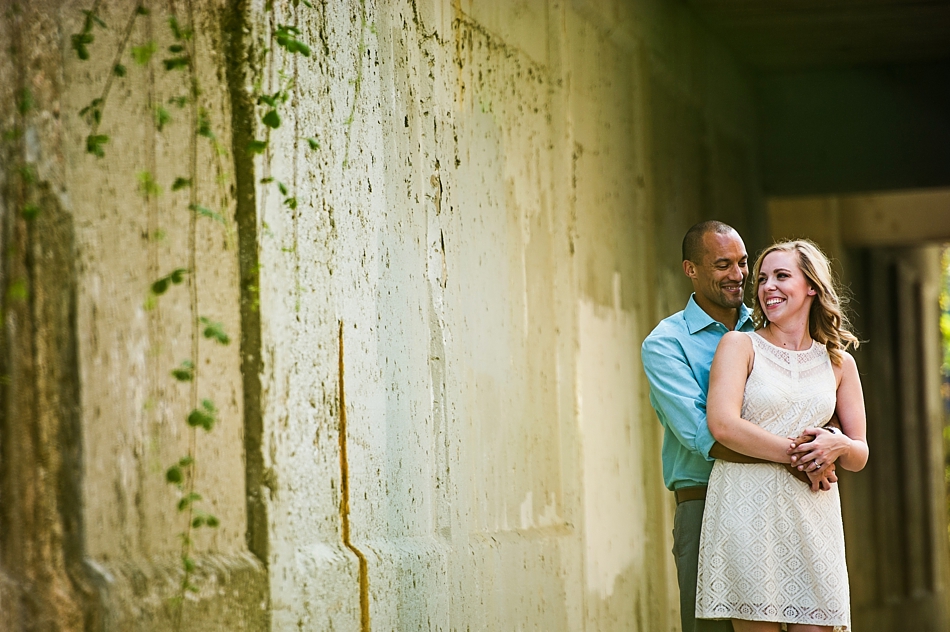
832, 348, 858, 382
720, 330, 754, 347
713, 330, 755, 374
716, 330, 755, 357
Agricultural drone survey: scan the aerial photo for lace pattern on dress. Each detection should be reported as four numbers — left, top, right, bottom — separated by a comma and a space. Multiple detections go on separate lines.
696, 331, 850, 631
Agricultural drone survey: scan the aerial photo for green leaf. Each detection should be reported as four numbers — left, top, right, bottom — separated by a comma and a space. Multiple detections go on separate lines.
171, 177, 192, 191
162, 55, 189, 71
182, 556, 196, 572
71, 32, 94, 60
289, 40, 311, 56
18, 165, 36, 185
199, 317, 230, 345
192, 515, 205, 528
154, 105, 171, 131
206, 515, 220, 528
201, 399, 216, 413
85, 134, 109, 158
151, 277, 170, 295
246, 139, 267, 155
306, 137, 320, 150
262, 109, 281, 129
135, 5, 149, 15
177, 491, 202, 511
197, 108, 214, 138
21, 204, 40, 220
168, 95, 189, 108
16, 88, 33, 115
277, 181, 288, 195
178, 455, 194, 467
187, 407, 215, 431
82, 9, 107, 28
171, 360, 194, 382
7, 279, 28, 302
258, 94, 277, 107
167, 15, 193, 40
79, 98, 103, 125
284, 197, 298, 210
168, 44, 184, 53
168, 16, 183, 40
137, 171, 162, 197
169, 268, 188, 284
166, 465, 183, 484
188, 203, 224, 224
276, 24, 302, 36
259, 177, 274, 184
131, 41, 156, 65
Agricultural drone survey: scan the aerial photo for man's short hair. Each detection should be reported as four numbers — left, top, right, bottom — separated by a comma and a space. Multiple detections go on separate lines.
682, 220, 736, 263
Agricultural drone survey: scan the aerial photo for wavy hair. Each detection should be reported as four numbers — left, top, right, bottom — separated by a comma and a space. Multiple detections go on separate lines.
751, 239, 859, 365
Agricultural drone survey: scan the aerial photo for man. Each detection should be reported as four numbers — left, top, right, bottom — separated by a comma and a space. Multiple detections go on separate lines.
641, 221, 836, 632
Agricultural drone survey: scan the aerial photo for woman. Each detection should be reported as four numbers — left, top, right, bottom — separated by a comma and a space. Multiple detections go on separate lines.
695, 240, 869, 632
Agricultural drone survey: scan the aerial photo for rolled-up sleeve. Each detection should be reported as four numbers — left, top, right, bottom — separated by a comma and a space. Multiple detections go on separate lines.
641, 334, 716, 461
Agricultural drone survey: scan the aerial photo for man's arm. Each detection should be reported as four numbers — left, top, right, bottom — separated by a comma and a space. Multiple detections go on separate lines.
711, 441, 833, 487
641, 334, 717, 460
643, 332, 834, 490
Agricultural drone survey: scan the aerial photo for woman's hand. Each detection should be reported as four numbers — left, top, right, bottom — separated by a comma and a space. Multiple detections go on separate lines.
787, 427, 852, 473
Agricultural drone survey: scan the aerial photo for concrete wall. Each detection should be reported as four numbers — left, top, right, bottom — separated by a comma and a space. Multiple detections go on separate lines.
0, 0, 764, 630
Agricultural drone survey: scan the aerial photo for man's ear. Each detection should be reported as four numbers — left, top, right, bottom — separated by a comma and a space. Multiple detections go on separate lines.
682, 259, 697, 280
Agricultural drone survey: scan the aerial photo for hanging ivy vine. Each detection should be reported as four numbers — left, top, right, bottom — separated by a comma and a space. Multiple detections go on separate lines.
67, 0, 317, 627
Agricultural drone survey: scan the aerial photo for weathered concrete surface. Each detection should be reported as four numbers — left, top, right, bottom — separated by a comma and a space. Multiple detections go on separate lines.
0, 0, 766, 630
1, 1, 265, 630
254, 0, 764, 629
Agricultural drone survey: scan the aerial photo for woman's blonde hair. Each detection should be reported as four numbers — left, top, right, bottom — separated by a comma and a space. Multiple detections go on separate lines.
751, 239, 859, 365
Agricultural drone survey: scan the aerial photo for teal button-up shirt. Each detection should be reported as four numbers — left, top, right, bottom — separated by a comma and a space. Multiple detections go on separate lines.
641, 294, 755, 491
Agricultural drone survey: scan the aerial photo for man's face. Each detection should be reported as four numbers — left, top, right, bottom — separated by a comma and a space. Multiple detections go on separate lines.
685, 231, 748, 312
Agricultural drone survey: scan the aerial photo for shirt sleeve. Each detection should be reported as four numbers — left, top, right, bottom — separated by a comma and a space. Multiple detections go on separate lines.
641, 334, 716, 461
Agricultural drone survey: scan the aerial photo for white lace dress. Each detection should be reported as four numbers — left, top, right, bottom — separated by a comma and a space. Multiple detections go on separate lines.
696, 332, 850, 631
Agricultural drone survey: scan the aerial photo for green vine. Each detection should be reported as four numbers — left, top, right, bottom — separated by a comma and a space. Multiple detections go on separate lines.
69, 0, 319, 626
250, 1, 319, 211
67, 0, 258, 626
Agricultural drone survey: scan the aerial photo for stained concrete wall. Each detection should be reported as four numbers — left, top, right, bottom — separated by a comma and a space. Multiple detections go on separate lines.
0, 0, 764, 630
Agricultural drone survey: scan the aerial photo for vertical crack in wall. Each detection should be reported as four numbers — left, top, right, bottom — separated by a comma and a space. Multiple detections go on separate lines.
224, 0, 270, 590
337, 320, 371, 631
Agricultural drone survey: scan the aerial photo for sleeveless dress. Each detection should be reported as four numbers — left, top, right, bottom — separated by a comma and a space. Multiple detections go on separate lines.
696, 332, 850, 631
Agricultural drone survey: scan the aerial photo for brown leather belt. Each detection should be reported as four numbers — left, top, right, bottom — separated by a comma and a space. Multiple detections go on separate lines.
674, 485, 707, 504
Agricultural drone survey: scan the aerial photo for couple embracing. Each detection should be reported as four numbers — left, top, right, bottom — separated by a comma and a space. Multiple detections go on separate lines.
642, 221, 868, 632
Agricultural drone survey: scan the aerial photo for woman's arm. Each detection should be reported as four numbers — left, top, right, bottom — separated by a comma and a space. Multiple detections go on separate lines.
831, 352, 868, 471
788, 352, 868, 473
707, 332, 794, 463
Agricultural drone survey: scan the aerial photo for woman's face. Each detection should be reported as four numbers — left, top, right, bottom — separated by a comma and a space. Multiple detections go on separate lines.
757, 249, 816, 325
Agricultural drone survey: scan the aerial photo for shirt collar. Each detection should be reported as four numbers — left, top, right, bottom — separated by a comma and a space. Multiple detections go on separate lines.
684, 294, 754, 334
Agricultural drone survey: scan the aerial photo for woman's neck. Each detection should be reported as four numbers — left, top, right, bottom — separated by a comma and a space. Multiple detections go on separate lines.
762, 321, 812, 350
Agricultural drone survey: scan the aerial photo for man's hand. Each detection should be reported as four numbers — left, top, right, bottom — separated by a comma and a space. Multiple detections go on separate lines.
787, 426, 851, 473
806, 464, 838, 492
785, 461, 836, 490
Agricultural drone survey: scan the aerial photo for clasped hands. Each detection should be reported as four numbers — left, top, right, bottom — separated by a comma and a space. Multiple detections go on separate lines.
786, 425, 849, 492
